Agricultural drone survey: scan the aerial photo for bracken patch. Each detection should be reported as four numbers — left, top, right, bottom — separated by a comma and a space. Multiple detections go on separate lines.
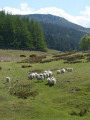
9, 81, 38, 99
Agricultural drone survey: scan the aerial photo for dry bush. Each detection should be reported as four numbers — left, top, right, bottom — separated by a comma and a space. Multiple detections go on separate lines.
53, 53, 71, 58
9, 81, 38, 99
70, 50, 78, 54
21, 65, 32, 68
0, 66, 2, 70
79, 108, 88, 116
83, 50, 90, 53
70, 111, 78, 116
29, 54, 37, 57
66, 55, 84, 61
64, 60, 82, 64
84, 53, 90, 57
87, 57, 90, 62
20, 54, 26, 57
40, 59, 53, 63
70, 108, 88, 116
30, 69, 43, 73
20, 55, 46, 63
62, 54, 84, 64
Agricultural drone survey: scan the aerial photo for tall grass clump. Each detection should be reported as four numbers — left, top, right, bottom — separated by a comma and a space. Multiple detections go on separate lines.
0, 66, 2, 70
9, 81, 38, 99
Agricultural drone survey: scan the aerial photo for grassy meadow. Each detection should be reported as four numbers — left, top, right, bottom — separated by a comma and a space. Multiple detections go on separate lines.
0, 49, 90, 120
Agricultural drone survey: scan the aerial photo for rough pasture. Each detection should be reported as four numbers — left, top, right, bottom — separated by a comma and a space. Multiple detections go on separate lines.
0, 49, 90, 120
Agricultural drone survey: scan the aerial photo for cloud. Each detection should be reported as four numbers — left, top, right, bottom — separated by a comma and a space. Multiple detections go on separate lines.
35, 7, 78, 24
80, 6, 90, 16
34, 7, 90, 28
0, 4, 90, 28
76, 6, 90, 27
20, 3, 28, 11
1, 3, 34, 15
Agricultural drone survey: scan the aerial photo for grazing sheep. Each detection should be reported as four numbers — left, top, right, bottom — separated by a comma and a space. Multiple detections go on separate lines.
57, 70, 61, 74
28, 72, 35, 80
43, 71, 49, 78
34, 72, 38, 78
48, 70, 53, 77
47, 77, 56, 85
66, 68, 73, 72
60, 68, 65, 73
47, 77, 51, 84
50, 77, 56, 85
6, 77, 10, 82
37, 74, 44, 82
44, 70, 53, 77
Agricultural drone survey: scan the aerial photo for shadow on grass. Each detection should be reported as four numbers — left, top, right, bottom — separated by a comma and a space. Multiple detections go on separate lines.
45, 83, 54, 87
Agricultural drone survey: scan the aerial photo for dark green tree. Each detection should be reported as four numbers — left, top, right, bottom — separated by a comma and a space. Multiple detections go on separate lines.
0, 11, 47, 51
80, 34, 90, 50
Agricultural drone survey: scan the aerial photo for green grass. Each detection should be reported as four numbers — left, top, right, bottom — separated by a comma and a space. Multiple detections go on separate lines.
0, 49, 90, 120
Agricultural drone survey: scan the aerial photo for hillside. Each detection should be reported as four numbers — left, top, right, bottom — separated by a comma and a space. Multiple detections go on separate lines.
41, 22, 86, 51
20, 14, 90, 51
0, 49, 90, 120
0, 11, 47, 51
20, 14, 90, 32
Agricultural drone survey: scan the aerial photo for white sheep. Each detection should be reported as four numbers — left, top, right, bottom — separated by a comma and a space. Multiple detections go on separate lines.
6, 77, 10, 82
57, 70, 61, 74
48, 70, 53, 77
50, 77, 56, 85
66, 68, 73, 72
28, 72, 35, 80
47, 77, 51, 84
47, 77, 56, 85
44, 70, 53, 77
37, 74, 44, 82
60, 68, 65, 73
43, 71, 50, 78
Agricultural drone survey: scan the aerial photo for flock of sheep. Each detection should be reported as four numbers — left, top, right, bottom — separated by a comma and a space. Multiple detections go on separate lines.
5, 68, 73, 86
28, 68, 73, 86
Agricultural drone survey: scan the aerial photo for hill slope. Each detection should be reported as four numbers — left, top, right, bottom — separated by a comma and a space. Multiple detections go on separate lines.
0, 49, 90, 120
20, 14, 90, 51
20, 14, 90, 32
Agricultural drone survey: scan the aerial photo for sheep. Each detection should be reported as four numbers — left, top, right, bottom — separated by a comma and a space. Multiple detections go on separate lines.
28, 72, 35, 80
6, 77, 10, 82
66, 68, 73, 72
44, 70, 53, 77
37, 74, 44, 82
34, 72, 38, 78
43, 72, 47, 78
57, 70, 61, 74
43, 71, 49, 78
50, 77, 56, 85
48, 70, 53, 77
60, 68, 65, 73
47, 77, 51, 84
47, 77, 56, 85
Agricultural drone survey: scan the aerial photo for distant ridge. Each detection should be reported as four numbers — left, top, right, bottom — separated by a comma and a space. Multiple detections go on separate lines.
20, 14, 90, 51
20, 14, 90, 33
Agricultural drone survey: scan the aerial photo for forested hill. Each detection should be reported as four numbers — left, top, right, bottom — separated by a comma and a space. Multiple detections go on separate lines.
0, 11, 47, 51
0, 12, 89, 51
20, 14, 90, 33
20, 14, 90, 51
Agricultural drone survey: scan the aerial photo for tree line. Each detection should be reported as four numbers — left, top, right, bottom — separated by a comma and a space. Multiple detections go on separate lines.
0, 11, 47, 51
40, 22, 87, 51
80, 34, 90, 50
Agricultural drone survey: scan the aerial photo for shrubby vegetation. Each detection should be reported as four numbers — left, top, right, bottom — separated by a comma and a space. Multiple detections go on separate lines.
0, 11, 47, 51
41, 22, 87, 51
80, 34, 90, 50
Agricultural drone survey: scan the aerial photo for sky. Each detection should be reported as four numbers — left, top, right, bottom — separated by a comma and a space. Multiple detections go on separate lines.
0, 0, 90, 28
